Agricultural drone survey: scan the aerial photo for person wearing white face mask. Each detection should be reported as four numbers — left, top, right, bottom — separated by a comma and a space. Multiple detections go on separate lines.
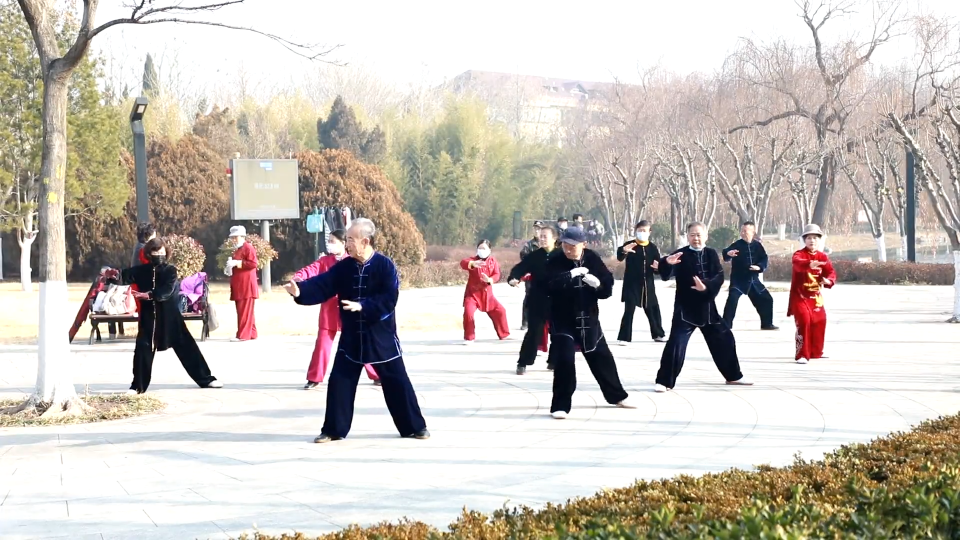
616, 220, 666, 344
226, 226, 259, 341
460, 239, 510, 344
292, 230, 380, 388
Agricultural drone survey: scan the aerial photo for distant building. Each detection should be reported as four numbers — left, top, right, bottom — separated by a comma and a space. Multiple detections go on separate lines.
446, 70, 615, 143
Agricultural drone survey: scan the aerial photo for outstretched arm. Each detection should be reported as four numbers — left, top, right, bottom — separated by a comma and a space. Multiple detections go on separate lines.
294, 264, 341, 306
508, 255, 533, 282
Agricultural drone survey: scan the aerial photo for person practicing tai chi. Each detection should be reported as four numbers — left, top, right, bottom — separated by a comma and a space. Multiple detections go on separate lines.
616, 220, 666, 344
225, 226, 259, 341
544, 226, 632, 419
655, 222, 753, 392
722, 221, 778, 330
283, 218, 429, 443
292, 229, 380, 389
518, 220, 544, 331
104, 238, 222, 394
460, 239, 510, 344
788, 224, 837, 365
508, 224, 558, 374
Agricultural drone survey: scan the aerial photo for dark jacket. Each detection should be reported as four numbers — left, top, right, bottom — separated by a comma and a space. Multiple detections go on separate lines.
616, 240, 661, 307
658, 246, 725, 327
112, 263, 190, 351
722, 238, 769, 293
545, 248, 614, 352
508, 248, 554, 317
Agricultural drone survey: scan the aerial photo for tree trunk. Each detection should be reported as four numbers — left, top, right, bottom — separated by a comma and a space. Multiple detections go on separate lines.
950, 250, 960, 323
19, 234, 34, 292
875, 233, 887, 263
811, 154, 834, 226
34, 71, 79, 408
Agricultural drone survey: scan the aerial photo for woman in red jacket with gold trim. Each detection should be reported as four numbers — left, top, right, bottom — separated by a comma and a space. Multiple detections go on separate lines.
788, 224, 837, 365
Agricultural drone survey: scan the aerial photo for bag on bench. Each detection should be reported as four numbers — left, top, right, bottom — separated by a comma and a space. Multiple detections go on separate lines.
101, 285, 137, 316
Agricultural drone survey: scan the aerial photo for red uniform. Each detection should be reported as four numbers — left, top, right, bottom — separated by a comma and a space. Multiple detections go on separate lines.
788, 249, 837, 361
230, 242, 259, 341
293, 255, 378, 383
460, 256, 510, 341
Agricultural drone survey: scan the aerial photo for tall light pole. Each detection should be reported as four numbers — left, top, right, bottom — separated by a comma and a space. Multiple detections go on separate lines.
906, 149, 917, 262
129, 97, 149, 223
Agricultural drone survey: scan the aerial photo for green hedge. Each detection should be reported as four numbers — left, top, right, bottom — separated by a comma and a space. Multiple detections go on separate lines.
247, 411, 960, 539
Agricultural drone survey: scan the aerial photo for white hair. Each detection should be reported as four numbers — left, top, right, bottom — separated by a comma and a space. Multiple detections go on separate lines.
351, 218, 376, 241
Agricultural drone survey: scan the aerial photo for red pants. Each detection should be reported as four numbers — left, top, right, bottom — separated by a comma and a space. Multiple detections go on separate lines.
235, 299, 258, 341
463, 298, 510, 341
307, 328, 378, 383
794, 302, 826, 360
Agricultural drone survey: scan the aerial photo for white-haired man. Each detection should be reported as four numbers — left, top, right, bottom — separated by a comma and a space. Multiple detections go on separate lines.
283, 218, 429, 443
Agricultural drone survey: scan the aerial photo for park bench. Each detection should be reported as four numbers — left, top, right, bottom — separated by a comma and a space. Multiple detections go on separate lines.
87, 282, 211, 345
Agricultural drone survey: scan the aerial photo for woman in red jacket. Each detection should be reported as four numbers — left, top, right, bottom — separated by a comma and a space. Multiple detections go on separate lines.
293, 230, 380, 389
461, 240, 510, 344
788, 224, 837, 364
226, 226, 259, 341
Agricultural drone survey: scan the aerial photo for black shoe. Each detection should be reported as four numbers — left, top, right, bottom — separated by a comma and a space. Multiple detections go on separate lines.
547, 362, 555, 371
304, 382, 319, 390
404, 429, 430, 440
761, 325, 780, 331
373, 380, 382, 386
313, 433, 342, 443
516, 365, 527, 375
520, 325, 528, 331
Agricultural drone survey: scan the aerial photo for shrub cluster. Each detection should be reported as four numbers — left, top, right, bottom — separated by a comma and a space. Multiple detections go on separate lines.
762, 256, 954, 285
162, 234, 206, 279
215, 233, 279, 272
246, 412, 960, 539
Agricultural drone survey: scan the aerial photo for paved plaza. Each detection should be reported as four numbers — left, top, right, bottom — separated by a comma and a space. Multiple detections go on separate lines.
1, 281, 959, 539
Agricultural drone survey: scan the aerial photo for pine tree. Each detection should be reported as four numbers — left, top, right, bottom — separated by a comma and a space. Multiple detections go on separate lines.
142, 53, 159, 97
317, 95, 386, 164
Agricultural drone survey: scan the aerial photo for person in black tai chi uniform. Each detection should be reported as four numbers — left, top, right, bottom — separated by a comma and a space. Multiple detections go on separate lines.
655, 222, 753, 392
545, 227, 633, 419
509, 225, 557, 374
722, 220, 778, 330
616, 219, 665, 344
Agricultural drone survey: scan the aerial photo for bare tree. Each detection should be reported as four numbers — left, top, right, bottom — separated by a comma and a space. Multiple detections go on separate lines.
730, 0, 905, 227
654, 139, 719, 245
7, 0, 336, 417
837, 135, 893, 261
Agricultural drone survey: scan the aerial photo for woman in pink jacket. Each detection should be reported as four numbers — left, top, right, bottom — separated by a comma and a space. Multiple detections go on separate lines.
292, 230, 380, 389
461, 239, 510, 344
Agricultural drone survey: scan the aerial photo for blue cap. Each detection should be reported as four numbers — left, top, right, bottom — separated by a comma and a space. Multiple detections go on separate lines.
560, 226, 587, 245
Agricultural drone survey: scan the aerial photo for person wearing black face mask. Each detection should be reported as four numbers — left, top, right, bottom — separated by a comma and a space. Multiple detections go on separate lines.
104, 237, 221, 394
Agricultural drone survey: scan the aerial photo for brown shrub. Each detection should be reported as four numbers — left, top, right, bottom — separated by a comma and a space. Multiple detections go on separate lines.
762, 256, 953, 285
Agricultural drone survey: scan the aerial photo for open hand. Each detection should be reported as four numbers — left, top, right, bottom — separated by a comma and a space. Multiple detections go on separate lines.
482, 274, 494, 284
508, 279, 520, 287
341, 300, 362, 312
570, 267, 589, 277
809, 260, 823, 270
749, 265, 761, 271
132, 291, 151, 300
622, 243, 636, 253
651, 260, 659, 270
665, 253, 683, 265
283, 281, 300, 298
727, 249, 739, 257
691, 276, 707, 292
583, 274, 601, 288
821, 278, 832, 287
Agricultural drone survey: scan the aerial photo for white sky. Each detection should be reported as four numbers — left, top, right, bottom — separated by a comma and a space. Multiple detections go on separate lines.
90, 0, 958, 95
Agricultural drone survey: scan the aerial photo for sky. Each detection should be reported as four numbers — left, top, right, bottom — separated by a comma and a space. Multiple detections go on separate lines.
89, 0, 957, 96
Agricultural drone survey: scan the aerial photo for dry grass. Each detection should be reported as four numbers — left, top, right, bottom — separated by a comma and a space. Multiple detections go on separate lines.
0, 393, 165, 427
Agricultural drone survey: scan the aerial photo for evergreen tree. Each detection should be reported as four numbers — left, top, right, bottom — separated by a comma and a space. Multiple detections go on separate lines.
317, 95, 386, 164
142, 53, 159, 97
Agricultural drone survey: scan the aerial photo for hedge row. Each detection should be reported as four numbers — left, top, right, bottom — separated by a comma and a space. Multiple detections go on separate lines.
245, 411, 960, 539
399, 252, 955, 289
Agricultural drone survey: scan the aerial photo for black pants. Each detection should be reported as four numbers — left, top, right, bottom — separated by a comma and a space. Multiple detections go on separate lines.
656, 317, 743, 389
518, 308, 548, 366
321, 354, 427, 439
131, 335, 216, 393
107, 322, 124, 336
521, 283, 531, 328
550, 335, 628, 413
722, 284, 774, 328
617, 301, 665, 341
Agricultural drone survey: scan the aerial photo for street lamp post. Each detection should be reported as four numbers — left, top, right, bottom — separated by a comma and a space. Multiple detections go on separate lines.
906, 149, 917, 262
129, 97, 150, 223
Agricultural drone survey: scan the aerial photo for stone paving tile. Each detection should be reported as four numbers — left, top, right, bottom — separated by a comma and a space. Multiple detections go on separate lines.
1, 282, 959, 538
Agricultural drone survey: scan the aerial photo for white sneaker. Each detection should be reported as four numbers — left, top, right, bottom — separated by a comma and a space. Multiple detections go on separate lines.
551, 411, 567, 419
726, 377, 754, 386
654, 384, 669, 393
796, 358, 809, 365
206, 381, 223, 389
615, 400, 637, 409
618, 340, 629, 346
124, 389, 138, 396
463, 340, 474, 346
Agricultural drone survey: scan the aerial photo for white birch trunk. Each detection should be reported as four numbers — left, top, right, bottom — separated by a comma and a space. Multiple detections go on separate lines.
875, 233, 887, 263
19, 236, 34, 292
899, 235, 907, 261
951, 250, 960, 323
